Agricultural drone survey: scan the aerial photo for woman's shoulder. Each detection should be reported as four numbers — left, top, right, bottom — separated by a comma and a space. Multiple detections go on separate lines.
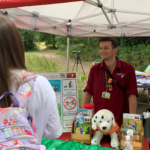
36, 74, 49, 84
28, 74, 55, 109
33, 74, 54, 95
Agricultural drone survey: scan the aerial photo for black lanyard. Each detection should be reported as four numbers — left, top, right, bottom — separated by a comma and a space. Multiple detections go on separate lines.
105, 71, 109, 91
105, 69, 126, 94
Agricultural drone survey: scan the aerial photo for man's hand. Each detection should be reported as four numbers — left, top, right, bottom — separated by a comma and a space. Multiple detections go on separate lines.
128, 94, 137, 114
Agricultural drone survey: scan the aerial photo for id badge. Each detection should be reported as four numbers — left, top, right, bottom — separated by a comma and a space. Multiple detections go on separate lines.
102, 92, 111, 99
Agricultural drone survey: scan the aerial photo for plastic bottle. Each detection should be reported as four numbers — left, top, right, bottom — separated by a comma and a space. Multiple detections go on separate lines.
123, 131, 133, 150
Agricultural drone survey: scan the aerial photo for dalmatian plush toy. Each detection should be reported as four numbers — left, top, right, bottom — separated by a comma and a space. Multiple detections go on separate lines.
91, 109, 120, 148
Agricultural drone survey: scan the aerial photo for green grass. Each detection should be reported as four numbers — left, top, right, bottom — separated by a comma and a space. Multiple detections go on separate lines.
25, 51, 41, 54
25, 49, 57, 54
25, 53, 58, 73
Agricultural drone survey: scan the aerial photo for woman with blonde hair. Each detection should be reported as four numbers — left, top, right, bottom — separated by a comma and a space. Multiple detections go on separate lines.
0, 15, 62, 142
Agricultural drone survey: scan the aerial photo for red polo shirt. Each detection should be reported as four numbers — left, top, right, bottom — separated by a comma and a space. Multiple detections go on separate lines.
84, 58, 138, 127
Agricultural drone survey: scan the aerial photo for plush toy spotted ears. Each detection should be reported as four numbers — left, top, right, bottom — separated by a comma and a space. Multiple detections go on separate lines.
92, 113, 98, 130
92, 109, 116, 131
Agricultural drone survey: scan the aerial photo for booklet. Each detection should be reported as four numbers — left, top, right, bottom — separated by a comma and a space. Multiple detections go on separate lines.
122, 113, 143, 135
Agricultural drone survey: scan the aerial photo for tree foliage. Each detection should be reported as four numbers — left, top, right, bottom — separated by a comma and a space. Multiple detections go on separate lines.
39, 33, 57, 49
18, 29, 39, 51
18, 29, 150, 71
56, 36, 150, 71
56, 36, 100, 61
115, 37, 150, 47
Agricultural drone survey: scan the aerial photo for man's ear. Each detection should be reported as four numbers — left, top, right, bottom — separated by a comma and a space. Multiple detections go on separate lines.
114, 47, 118, 54
92, 114, 97, 130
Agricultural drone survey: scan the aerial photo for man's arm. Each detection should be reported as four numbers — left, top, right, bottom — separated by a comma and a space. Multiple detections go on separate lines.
128, 94, 137, 114
82, 92, 92, 109
125, 64, 138, 114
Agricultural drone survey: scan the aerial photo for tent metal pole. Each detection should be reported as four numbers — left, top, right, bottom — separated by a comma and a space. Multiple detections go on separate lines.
66, 37, 70, 72
97, 0, 112, 28
128, 25, 150, 30
127, 30, 150, 36
73, 30, 118, 36
116, 16, 150, 28
0, 10, 34, 29
73, 31, 94, 36
113, 12, 124, 36
111, 0, 114, 24
74, 2, 85, 19
38, 22, 67, 30
85, 0, 99, 7
38, 15, 67, 22
116, 9, 150, 16
73, 20, 107, 27
85, 0, 110, 11
38, 23, 68, 36
96, 30, 118, 36
56, 27, 68, 36
8, 15, 34, 29
3, 12, 32, 16
73, 26, 107, 31
73, 12, 104, 22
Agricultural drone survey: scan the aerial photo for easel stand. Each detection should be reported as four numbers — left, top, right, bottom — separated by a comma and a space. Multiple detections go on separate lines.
72, 51, 85, 76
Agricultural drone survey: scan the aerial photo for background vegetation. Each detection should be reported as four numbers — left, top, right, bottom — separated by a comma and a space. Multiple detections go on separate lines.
20, 28, 150, 72
25, 53, 84, 107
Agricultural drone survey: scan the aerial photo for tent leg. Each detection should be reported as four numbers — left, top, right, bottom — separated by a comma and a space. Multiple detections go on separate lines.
66, 37, 70, 72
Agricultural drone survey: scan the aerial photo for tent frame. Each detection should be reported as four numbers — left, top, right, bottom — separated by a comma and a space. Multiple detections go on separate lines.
1, 0, 150, 71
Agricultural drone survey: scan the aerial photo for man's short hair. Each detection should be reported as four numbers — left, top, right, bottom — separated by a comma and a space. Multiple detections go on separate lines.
99, 37, 118, 49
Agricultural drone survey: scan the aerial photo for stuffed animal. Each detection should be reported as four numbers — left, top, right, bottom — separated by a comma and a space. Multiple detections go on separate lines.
91, 109, 120, 148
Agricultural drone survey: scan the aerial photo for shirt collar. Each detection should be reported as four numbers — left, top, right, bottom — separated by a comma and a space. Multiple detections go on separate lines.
100, 57, 121, 70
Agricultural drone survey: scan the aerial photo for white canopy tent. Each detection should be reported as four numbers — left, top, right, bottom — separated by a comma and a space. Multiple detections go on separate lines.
1, 0, 150, 71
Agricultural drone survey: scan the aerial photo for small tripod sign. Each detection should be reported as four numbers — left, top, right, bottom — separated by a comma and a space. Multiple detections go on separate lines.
72, 51, 85, 76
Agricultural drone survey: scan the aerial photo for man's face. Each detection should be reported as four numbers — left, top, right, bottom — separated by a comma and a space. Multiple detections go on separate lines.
99, 41, 117, 61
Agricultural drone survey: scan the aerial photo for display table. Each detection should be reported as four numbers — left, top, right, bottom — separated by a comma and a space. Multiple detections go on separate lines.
137, 82, 150, 105
57, 132, 149, 150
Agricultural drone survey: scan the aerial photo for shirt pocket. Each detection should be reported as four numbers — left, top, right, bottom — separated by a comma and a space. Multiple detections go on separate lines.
114, 75, 126, 90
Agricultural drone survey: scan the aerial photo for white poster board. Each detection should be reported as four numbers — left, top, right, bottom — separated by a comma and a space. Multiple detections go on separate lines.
38, 72, 78, 132
92, 62, 100, 66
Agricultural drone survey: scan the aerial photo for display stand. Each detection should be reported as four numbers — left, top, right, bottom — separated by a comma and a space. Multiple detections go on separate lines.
120, 128, 144, 150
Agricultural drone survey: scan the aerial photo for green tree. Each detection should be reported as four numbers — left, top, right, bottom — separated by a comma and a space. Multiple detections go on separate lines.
39, 33, 57, 49
115, 37, 150, 47
19, 29, 39, 51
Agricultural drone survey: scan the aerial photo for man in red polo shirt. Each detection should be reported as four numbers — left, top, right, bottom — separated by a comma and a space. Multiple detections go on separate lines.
82, 37, 138, 127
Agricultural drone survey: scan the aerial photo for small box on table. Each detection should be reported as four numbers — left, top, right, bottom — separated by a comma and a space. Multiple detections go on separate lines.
71, 118, 92, 144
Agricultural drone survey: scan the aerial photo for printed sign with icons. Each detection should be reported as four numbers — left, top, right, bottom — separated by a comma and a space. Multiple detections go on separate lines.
62, 79, 77, 94
63, 96, 77, 114
49, 80, 61, 92
38, 72, 78, 132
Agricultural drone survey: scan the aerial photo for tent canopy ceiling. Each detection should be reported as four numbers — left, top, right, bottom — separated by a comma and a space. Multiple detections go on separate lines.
0, 0, 150, 37
0, 0, 83, 9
